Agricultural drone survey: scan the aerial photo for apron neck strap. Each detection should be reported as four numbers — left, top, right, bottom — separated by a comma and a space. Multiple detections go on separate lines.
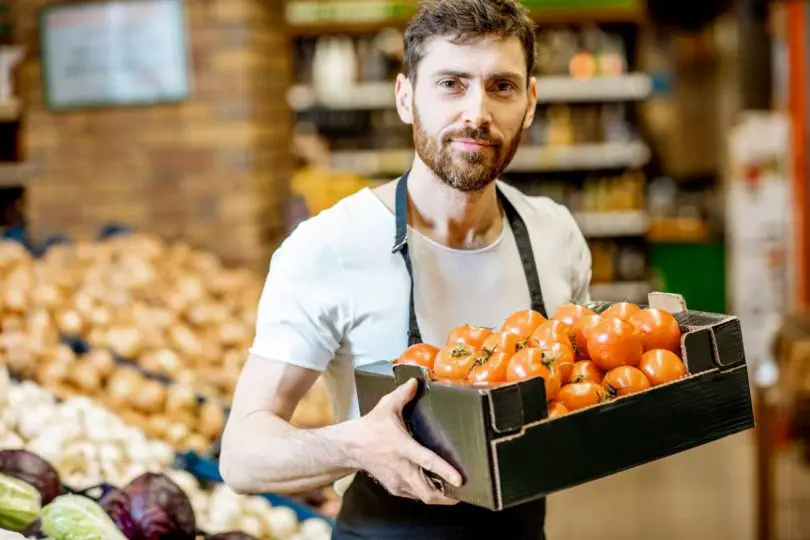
392, 170, 547, 346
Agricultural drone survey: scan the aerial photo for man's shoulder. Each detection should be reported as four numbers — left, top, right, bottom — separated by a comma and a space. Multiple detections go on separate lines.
496, 181, 579, 231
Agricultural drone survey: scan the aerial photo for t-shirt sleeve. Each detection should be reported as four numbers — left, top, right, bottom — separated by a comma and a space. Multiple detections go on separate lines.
249, 223, 351, 372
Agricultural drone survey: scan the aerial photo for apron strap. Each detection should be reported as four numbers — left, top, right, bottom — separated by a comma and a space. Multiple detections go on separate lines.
392, 171, 547, 347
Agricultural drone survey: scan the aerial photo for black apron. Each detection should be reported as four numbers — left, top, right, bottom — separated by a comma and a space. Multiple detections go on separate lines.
332, 171, 548, 540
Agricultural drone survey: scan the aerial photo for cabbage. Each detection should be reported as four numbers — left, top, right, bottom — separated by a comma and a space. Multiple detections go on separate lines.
0, 472, 40, 531
40, 494, 127, 540
100, 473, 196, 540
0, 450, 63, 504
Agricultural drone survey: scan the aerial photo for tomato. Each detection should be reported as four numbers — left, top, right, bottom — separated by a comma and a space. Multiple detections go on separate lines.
602, 302, 641, 322
551, 303, 595, 328
639, 349, 687, 386
569, 360, 604, 384
530, 320, 573, 349
467, 351, 510, 384
629, 308, 682, 354
394, 343, 439, 371
571, 313, 603, 358
433, 343, 477, 381
538, 341, 575, 384
505, 347, 562, 401
556, 381, 606, 411
481, 331, 520, 356
501, 309, 546, 340
603, 366, 651, 397
446, 325, 493, 349
547, 401, 568, 419
586, 317, 643, 371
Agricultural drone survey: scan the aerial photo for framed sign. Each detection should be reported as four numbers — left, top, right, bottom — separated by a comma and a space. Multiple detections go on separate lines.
39, 0, 191, 111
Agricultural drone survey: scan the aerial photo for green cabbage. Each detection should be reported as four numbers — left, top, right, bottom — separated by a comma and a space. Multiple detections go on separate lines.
40, 494, 127, 540
0, 472, 40, 531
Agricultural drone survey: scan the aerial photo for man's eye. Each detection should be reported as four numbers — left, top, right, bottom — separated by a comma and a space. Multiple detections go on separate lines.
439, 80, 459, 89
493, 81, 514, 93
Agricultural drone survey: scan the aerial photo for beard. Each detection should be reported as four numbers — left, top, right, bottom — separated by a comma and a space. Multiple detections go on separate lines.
412, 104, 525, 193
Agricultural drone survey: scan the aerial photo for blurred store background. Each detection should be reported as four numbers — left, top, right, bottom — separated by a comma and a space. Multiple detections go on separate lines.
0, 0, 808, 538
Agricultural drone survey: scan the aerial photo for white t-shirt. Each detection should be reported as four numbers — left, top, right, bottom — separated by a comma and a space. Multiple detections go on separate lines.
250, 180, 592, 426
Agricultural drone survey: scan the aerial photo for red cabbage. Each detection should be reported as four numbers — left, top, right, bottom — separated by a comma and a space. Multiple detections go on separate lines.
100, 473, 196, 540
0, 450, 63, 504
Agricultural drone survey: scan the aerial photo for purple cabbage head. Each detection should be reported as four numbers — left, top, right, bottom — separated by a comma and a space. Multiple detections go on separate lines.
0, 450, 64, 504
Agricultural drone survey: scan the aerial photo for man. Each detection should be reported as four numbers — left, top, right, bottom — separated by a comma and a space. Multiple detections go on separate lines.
220, 0, 592, 538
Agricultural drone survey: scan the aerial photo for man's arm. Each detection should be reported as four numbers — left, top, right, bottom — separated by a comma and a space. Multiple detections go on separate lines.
219, 354, 462, 503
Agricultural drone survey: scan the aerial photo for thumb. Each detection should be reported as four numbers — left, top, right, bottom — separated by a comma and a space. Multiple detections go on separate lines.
383, 378, 418, 412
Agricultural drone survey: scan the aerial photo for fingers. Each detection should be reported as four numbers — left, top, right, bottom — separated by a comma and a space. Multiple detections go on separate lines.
380, 378, 418, 412
401, 438, 462, 488
404, 467, 459, 506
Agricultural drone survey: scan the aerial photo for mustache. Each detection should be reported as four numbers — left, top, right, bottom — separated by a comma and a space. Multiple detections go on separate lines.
443, 127, 501, 145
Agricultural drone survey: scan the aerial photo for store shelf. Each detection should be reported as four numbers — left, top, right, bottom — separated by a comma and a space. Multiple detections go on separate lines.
0, 164, 27, 188
0, 98, 19, 122
331, 142, 650, 175
591, 281, 652, 303
574, 210, 649, 237
289, 74, 652, 111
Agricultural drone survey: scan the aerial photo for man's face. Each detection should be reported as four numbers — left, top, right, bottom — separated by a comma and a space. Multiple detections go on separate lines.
396, 34, 537, 192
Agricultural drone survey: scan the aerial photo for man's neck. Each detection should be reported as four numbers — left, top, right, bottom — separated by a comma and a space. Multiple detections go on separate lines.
406, 159, 503, 250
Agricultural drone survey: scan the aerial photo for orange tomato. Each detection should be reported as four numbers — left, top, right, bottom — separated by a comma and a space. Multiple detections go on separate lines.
569, 360, 604, 384
603, 366, 651, 397
506, 347, 562, 401
394, 343, 439, 371
467, 351, 511, 384
602, 302, 642, 322
446, 325, 493, 349
556, 381, 606, 411
501, 309, 546, 340
586, 317, 643, 371
639, 349, 687, 386
530, 320, 573, 349
481, 331, 520, 356
547, 401, 568, 419
571, 313, 603, 358
629, 308, 682, 354
434, 343, 477, 381
538, 341, 575, 384
551, 303, 595, 328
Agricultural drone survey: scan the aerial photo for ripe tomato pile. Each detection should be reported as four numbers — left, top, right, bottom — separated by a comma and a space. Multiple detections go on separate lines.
394, 302, 688, 419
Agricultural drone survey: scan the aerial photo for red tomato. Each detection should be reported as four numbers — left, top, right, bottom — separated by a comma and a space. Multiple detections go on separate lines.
530, 320, 573, 350
394, 343, 439, 371
629, 308, 682, 354
433, 343, 477, 381
481, 331, 520, 356
547, 401, 568, 419
539, 341, 575, 385
602, 302, 642, 322
603, 366, 651, 397
551, 303, 595, 328
505, 347, 562, 401
571, 313, 603, 358
639, 349, 687, 386
446, 325, 493, 349
501, 309, 546, 340
557, 381, 606, 411
467, 351, 511, 384
586, 318, 643, 371
569, 360, 604, 384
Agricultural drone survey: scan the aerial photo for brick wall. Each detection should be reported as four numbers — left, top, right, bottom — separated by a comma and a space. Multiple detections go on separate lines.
12, 0, 294, 272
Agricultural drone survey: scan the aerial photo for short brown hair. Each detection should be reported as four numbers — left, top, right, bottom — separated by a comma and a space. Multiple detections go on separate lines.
403, 0, 537, 84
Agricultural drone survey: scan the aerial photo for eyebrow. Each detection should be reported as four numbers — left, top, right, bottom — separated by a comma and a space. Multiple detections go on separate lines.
432, 69, 524, 82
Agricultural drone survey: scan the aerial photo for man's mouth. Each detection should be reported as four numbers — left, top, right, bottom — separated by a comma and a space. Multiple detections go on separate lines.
450, 139, 496, 152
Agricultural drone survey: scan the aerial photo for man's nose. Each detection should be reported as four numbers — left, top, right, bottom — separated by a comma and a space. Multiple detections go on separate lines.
461, 85, 492, 128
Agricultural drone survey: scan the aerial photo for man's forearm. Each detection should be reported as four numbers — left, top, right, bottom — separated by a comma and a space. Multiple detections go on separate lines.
220, 410, 361, 495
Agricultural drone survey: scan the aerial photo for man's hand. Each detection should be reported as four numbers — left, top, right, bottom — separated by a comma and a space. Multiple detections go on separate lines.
344, 378, 462, 505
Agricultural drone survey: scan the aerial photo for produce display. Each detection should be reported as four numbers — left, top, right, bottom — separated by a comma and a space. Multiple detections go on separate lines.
0, 237, 333, 452
0, 368, 332, 539
394, 301, 688, 417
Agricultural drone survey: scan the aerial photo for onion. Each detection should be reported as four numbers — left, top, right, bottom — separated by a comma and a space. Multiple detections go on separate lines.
86, 349, 116, 380
35, 359, 70, 388
132, 379, 166, 415
54, 309, 83, 336
71, 362, 102, 394
165, 385, 197, 416
106, 326, 143, 359
198, 401, 226, 440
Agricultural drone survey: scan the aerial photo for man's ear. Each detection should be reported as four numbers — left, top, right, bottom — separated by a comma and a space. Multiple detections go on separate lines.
523, 76, 538, 129
395, 73, 414, 125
